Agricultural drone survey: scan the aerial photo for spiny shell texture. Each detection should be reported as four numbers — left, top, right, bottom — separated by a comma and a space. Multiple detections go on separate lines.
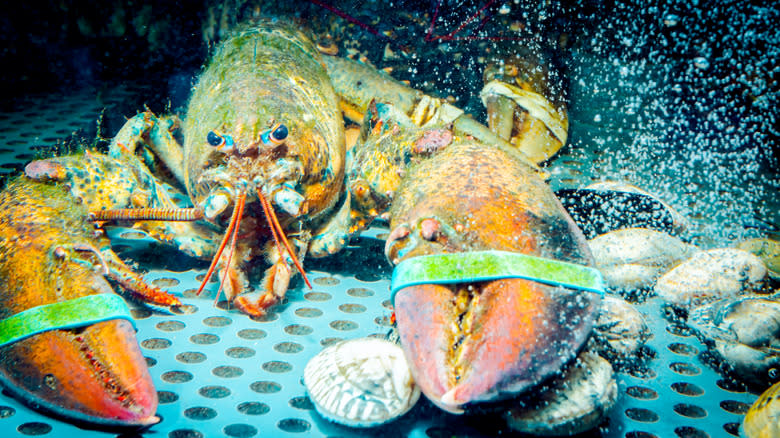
304, 337, 420, 427
655, 248, 767, 309
588, 227, 697, 292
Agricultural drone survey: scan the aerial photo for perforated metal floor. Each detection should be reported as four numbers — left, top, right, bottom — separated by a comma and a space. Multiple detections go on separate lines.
0, 83, 766, 438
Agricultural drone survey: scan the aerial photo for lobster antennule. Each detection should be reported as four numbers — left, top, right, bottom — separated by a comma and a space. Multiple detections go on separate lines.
257, 190, 312, 289
195, 192, 246, 297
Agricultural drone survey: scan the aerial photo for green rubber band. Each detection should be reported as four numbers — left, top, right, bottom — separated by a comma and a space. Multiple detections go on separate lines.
0, 294, 136, 348
391, 250, 604, 304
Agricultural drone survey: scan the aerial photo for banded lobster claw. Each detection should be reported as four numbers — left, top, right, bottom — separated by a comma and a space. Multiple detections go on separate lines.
0, 178, 163, 428
384, 140, 602, 413
389, 251, 603, 413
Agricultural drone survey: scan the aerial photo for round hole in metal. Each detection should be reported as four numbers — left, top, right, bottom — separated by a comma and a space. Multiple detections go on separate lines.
374, 315, 393, 327
0, 406, 15, 418
668, 342, 698, 356
224, 424, 257, 438
184, 407, 217, 420
313, 276, 339, 286
625, 432, 659, 438
158, 391, 179, 404
295, 307, 323, 318
723, 422, 740, 436
152, 277, 180, 288
195, 273, 219, 283
716, 378, 747, 393
203, 316, 232, 327
145, 357, 158, 367
198, 385, 231, 399
671, 382, 704, 396
190, 333, 220, 345
339, 303, 367, 313
304, 291, 332, 302
284, 324, 313, 335
382, 299, 393, 310
277, 418, 311, 433
177, 352, 207, 364
628, 367, 657, 379
17, 422, 52, 435
237, 402, 270, 416
674, 426, 710, 438
666, 324, 693, 337
212, 365, 243, 378
347, 287, 374, 297
171, 304, 198, 314
673, 403, 707, 418
168, 429, 203, 438
320, 337, 343, 347
262, 361, 293, 373
626, 386, 658, 400
250, 381, 282, 394
289, 396, 314, 410
157, 320, 186, 331
670, 362, 701, 376
330, 320, 358, 331
142, 338, 172, 349
120, 230, 147, 239
625, 408, 659, 423
162, 371, 194, 384
355, 271, 382, 282
274, 342, 304, 354
226, 346, 256, 358
237, 328, 267, 340
250, 312, 279, 322
720, 400, 750, 415
131, 308, 153, 319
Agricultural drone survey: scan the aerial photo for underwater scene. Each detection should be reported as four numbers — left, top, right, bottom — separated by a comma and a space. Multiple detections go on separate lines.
0, 0, 777, 437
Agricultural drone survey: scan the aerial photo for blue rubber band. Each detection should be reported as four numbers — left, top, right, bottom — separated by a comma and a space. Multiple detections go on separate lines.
0, 294, 136, 348
390, 250, 605, 304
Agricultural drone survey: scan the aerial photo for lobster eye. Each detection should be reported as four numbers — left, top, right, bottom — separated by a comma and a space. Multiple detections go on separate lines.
207, 131, 224, 147
271, 124, 288, 142
261, 123, 288, 147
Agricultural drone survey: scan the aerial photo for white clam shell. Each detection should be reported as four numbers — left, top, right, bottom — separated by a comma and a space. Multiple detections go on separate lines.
655, 248, 767, 309
304, 337, 420, 428
589, 227, 697, 292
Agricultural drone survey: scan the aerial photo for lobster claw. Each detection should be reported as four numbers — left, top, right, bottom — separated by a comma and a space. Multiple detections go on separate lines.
393, 279, 600, 413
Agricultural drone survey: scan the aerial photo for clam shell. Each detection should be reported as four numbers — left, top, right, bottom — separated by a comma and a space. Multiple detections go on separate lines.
688, 295, 780, 386
592, 295, 650, 361
505, 351, 617, 436
304, 337, 420, 428
738, 238, 780, 281
589, 227, 698, 292
655, 248, 767, 309
585, 181, 688, 233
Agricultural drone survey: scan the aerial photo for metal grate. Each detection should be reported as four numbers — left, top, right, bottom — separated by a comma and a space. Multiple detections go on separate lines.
0, 83, 762, 438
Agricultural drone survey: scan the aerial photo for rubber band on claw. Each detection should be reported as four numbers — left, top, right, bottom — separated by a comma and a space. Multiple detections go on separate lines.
390, 250, 605, 305
0, 294, 136, 348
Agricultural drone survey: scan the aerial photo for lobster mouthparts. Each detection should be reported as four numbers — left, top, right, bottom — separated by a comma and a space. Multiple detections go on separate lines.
394, 279, 600, 413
